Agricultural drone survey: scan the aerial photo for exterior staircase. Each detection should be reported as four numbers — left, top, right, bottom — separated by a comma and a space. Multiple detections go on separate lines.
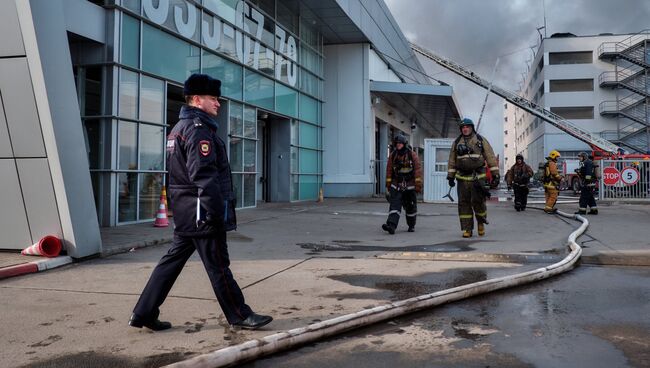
598, 30, 650, 153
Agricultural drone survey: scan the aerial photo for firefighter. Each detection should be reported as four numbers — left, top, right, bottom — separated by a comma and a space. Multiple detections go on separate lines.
447, 118, 500, 238
543, 150, 563, 214
506, 154, 534, 211
575, 151, 598, 215
382, 134, 422, 234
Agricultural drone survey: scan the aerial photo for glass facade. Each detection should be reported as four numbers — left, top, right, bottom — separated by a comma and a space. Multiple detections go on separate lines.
80, 0, 324, 225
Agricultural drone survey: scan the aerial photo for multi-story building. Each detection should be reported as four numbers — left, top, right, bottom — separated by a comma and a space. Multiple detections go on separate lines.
503, 31, 650, 169
0, 0, 459, 257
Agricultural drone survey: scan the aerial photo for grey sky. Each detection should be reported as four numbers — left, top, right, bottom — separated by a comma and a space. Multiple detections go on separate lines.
384, 0, 650, 160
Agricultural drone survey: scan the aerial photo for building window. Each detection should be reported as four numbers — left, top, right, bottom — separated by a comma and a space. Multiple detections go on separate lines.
142, 24, 200, 82
139, 76, 164, 124
203, 50, 243, 100
244, 70, 274, 110
121, 14, 140, 68
275, 83, 298, 117
229, 103, 257, 208
549, 79, 594, 92
119, 69, 138, 119
549, 51, 592, 65
299, 93, 319, 124
203, 0, 237, 24
139, 123, 164, 171
550, 106, 594, 119
291, 120, 322, 201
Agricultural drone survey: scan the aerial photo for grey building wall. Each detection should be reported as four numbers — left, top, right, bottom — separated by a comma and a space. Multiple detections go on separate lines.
0, 0, 63, 251
0, 0, 103, 257
323, 43, 374, 197
335, 0, 429, 85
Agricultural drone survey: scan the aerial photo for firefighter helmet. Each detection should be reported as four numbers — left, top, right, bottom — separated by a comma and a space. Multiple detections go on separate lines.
548, 150, 561, 160
459, 118, 474, 128
393, 134, 408, 145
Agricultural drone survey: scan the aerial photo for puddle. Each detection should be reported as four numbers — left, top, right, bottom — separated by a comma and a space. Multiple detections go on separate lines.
18, 351, 193, 368
325, 269, 490, 301
229, 232, 254, 242
299, 241, 480, 253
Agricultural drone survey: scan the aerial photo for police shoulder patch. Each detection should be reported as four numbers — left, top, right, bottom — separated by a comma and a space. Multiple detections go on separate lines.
199, 140, 211, 156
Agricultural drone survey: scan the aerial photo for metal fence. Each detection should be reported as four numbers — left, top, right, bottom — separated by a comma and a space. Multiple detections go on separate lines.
599, 159, 650, 201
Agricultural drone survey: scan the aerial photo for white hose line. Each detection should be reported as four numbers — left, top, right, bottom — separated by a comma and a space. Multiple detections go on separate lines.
167, 211, 587, 368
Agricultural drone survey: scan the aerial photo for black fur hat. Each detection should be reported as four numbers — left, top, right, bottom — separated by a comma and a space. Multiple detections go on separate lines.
183, 74, 221, 97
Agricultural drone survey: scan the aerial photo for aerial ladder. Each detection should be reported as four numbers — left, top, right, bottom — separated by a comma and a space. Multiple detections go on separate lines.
410, 43, 624, 158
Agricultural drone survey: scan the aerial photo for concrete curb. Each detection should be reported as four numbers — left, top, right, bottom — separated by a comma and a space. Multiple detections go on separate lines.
376, 251, 564, 264
100, 238, 173, 257
582, 250, 650, 266
0, 256, 73, 280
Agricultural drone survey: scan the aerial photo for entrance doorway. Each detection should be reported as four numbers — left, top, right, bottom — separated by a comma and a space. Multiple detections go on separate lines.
257, 110, 290, 202
166, 84, 184, 129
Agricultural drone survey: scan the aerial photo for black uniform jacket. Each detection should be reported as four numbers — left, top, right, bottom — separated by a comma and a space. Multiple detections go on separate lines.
166, 105, 237, 236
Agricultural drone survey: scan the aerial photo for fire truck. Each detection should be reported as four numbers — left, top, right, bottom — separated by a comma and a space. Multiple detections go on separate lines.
410, 43, 650, 190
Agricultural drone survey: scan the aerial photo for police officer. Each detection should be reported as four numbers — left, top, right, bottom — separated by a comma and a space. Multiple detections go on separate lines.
506, 154, 534, 211
575, 151, 598, 215
382, 134, 422, 234
129, 74, 272, 331
543, 150, 563, 214
447, 118, 500, 238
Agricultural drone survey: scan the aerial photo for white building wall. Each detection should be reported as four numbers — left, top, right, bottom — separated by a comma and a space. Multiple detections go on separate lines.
369, 48, 401, 83
323, 43, 374, 197
509, 34, 639, 161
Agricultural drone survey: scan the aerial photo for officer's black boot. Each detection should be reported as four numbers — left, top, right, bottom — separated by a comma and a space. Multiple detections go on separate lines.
407, 226, 414, 232
129, 314, 172, 331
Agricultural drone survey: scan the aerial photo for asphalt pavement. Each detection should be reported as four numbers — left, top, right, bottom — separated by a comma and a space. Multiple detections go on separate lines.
0, 195, 648, 367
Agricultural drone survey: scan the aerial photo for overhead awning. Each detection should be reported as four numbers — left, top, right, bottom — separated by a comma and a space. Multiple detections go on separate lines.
370, 81, 461, 138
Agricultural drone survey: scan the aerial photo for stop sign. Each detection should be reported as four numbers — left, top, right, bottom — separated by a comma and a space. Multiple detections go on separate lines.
602, 166, 620, 186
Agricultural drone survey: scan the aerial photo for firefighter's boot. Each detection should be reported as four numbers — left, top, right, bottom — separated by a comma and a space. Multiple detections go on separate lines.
477, 223, 485, 236
588, 209, 598, 215
462, 230, 472, 238
382, 223, 395, 235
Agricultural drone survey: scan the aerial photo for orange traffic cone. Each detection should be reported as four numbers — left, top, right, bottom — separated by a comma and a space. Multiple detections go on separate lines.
162, 185, 172, 217
22, 235, 62, 257
154, 192, 169, 227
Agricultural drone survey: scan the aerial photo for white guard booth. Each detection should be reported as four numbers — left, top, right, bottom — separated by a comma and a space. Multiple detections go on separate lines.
424, 138, 456, 203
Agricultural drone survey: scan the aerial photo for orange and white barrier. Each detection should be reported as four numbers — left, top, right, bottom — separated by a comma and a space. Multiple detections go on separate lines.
21, 235, 62, 258
154, 192, 169, 227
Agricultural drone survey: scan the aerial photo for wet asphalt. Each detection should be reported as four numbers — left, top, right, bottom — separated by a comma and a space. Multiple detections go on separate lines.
241, 265, 650, 368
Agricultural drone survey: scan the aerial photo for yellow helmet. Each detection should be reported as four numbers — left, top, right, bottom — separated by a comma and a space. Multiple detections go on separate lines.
548, 150, 561, 160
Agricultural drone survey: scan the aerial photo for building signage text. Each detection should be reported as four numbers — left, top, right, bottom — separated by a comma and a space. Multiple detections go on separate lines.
142, 0, 298, 86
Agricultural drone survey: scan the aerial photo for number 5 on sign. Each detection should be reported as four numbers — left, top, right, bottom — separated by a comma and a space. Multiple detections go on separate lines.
621, 166, 640, 186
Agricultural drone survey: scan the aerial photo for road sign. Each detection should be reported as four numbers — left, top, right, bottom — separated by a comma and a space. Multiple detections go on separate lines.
602, 166, 620, 186
620, 166, 640, 185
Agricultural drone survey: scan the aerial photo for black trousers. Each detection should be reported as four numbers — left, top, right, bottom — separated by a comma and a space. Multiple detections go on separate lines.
513, 185, 529, 210
387, 188, 417, 228
579, 185, 597, 211
133, 231, 253, 325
